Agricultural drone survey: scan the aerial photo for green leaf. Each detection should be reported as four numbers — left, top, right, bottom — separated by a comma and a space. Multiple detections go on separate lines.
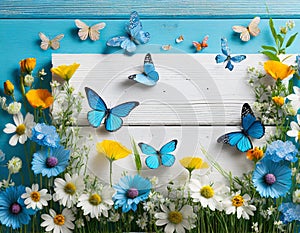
261, 51, 280, 61
286, 32, 298, 48
261, 45, 277, 53
131, 137, 142, 174
288, 78, 294, 94
277, 34, 284, 47
269, 18, 278, 42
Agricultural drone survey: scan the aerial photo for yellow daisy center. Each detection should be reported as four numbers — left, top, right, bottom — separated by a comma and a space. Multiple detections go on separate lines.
200, 185, 214, 198
54, 214, 65, 226
168, 211, 183, 224
30, 191, 41, 202
16, 124, 26, 135
89, 194, 102, 206
232, 195, 244, 207
64, 182, 76, 195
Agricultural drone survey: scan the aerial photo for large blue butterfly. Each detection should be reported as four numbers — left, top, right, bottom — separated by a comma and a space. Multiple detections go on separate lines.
128, 53, 159, 86
106, 11, 150, 53
85, 87, 139, 132
215, 37, 246, 71
138, 140, 178, 169
217, 103, 265, 152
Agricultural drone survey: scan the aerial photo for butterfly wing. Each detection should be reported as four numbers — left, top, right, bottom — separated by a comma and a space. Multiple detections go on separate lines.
89, 22, 106, 41
221, 37, 230, 56
105, 102, 139, 132
231, 55, 246, 63
215, 54, 227, 63
75, 19, 89, 40
232, 26, 250, 42
138, 143, 157, 155
225, 60, 234, 71
138, 142, 160, 169
50, 34, 64, 50
127, 11, 150, 45
192, 41, 202, 52
161, 154, 175, 167
248, 16, 260, 37
121, 38, 137, 53
201, 35, 209, 47
128, 73, 158, 86
217, 132, 252, 152
39, 32, 50, 50
85, 87, 108, 128
106, 36, 128, 47
159, 139, 177, 167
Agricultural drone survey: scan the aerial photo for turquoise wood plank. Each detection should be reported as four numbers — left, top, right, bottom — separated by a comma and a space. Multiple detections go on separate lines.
1, 0, 300, 19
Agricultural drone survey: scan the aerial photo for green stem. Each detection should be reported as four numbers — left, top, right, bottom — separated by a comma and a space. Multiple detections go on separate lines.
109, 160, 113, 187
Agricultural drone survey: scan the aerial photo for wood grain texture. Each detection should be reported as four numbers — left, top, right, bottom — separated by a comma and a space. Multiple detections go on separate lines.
1, 0, 300, 19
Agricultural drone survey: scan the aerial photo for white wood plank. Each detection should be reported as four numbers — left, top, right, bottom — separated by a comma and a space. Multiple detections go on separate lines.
52, 53, 296, 126
84, 126, 271, 185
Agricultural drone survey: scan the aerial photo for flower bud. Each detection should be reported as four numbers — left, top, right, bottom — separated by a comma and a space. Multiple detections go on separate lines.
7, 157, 22, 174
19, 58, 36, 74
4, 80, 14, 96
7, 102, 21, 114
24, 74, 34, 87
272, 96, 285, 106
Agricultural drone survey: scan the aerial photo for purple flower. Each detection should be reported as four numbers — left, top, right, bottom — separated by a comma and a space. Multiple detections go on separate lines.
264, 140, 298, 163
31, 123, 60, 148
279, 202, 300, 223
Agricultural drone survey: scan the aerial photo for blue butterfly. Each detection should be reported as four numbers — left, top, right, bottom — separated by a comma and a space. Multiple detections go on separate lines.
85, 87, 139, 132
128, 53, 159, 86
215, 37, 246, 71
106, 11, 150, 53
138, 140, 178, 169
217, 103, 265, 152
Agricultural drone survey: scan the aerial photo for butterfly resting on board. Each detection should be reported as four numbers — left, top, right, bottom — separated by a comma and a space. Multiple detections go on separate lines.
128, 53, 159, 86
217, 103, 265, 152
85, 87, 139, 132
138, 140, 178, 169
232, 17, 260, 42
75, 19, 106, 41
192, 35, 209, 52
106, 11, 150, 53
215, 37, 246, 71
39, 32, 64, 50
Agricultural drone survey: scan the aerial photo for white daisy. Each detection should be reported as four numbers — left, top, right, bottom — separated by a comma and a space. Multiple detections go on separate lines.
54, 173, 85, 208
287, 115, 300, 143
189, 176, 227, 211
155, 203, 196, 233
21, 183, 52, 210
41, 208, 75, 233
3, 112, 35, 146
223, 191, 256, 220
77, 186, 114, 219
287, 86, 300, 113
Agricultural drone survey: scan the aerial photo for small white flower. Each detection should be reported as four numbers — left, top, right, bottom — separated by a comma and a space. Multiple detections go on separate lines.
7, 102, 21, 114
136, 213, 148, 230
54, 173, 85, 208
189, 176, 227, 211
41, 208, 75, 233
274, 220, 283, 226
24, 74, 34, 87
223, 191, 256, 220
39, 68, 47, 77
287, 115, 300, 143
77, 186, 114, 219
267, 205, 276, 216
293, 189, 300, 203
108, 211, 120, 222
75, 218, 85, 228
155, 203, 196, 233
7, 156, 22, 174
296, 173, 300, 184
3, 112, 35, 146
287, 86, 300, 114
21, 183, 52, 210
251, 222, 259, 233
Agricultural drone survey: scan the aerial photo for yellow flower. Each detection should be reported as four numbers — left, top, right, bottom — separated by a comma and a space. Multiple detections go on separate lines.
4, 80, 14, 96
272, 96, 285, 106
264, 60, 295, 80
246, 147, 264, 161
26, 89, 54, 109
19, 58, 36, 74
179, 157, 209, 172
51, 63, 80, 82
96, 140, 131, 161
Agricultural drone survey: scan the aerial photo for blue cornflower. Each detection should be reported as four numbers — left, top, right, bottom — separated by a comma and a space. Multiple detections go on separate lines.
113, 174, 151, 213
32, 145, 70, 178
0, 185, 35, 229
252, 159, 292, 198
31, 123, 60, 148
279, 202, 300, 223
264, 140, 298, 163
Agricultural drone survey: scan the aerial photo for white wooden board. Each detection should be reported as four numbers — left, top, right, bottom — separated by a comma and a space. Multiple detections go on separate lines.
52, 53, 286, 184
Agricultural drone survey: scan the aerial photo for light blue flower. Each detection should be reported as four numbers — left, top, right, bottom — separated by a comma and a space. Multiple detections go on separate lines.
31, 123, 60, 148
31, 145, 70, 178
264, 140, 298, 163
252, 159, 291, 198
0, 185, 35, 229
113, 174, 151, 213
279, 202, 300, 223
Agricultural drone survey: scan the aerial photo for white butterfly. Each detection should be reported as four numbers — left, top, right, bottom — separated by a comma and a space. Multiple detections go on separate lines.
232, 17, 260, 42
39, 32, 64, 50
75, 19, 106, 41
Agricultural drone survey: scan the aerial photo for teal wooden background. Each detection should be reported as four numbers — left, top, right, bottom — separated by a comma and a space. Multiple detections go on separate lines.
0, 1, 299, 179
